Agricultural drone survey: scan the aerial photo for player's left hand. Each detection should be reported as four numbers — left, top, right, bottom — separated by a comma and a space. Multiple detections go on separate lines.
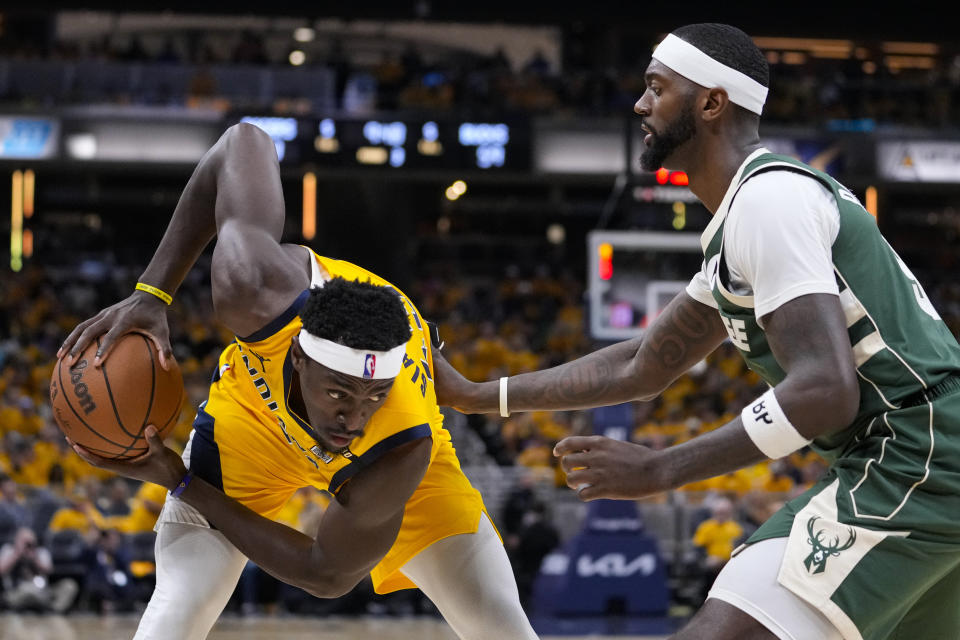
68, 425, 186, 491
554, 435, 670, 501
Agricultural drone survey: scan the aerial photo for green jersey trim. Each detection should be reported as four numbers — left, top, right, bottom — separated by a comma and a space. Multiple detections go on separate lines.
848, 399, 934, 521
832, 268, 928, 393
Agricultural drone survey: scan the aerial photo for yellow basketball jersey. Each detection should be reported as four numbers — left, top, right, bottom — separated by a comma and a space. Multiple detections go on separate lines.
189, 249, 486, 592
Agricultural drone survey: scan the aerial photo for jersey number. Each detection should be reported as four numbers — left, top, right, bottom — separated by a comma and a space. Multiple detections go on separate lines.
893, 253, 941, 320
838, 184, 940, 321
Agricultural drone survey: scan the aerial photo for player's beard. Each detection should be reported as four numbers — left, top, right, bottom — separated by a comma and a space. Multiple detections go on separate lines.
639, 98, 697, 172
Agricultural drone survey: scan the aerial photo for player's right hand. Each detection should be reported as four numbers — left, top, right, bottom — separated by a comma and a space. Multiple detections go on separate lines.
68, 425, 186, 491
58, 290, 175, 370
554, 435, 669, 501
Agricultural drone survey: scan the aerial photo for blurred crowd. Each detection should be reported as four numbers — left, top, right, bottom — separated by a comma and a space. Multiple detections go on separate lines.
2, 249, 959, 614
2, 28, 960, 127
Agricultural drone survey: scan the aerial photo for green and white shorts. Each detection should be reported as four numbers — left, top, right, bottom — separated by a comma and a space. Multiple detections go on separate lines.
718, 384, 960, 640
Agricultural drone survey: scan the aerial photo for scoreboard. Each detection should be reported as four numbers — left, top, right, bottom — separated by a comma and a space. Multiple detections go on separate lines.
237, 115, 530, 171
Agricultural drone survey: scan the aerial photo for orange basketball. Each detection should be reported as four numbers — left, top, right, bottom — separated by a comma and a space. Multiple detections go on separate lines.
50, 332, 183, 460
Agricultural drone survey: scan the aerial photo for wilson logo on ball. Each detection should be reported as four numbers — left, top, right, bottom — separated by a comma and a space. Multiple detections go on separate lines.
69, 359, 97, 415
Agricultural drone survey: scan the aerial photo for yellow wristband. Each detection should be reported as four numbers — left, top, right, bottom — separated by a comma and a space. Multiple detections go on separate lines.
135, 282, 173, 305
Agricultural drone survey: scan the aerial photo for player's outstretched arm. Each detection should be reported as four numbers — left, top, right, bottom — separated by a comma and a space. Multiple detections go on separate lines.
555, 293, 860, 501
59, 123, 305, 365
70, 427, 431, 598
435, 291, 728, 413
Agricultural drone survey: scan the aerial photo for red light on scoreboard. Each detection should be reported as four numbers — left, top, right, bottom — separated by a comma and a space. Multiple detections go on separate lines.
654, 168, 689, 186
598, 243, 613, 280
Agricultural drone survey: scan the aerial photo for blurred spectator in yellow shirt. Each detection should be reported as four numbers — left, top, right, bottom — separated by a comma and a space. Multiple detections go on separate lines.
2, 432, 48, 487
0, 473, 32, 535
98, 478, 133, 518
31, 423, 65, 475
61, 445, 115, 487
470, 322, 510, 380
762, 460, 796, 494
530, 411, 568, 441
108, 482, 167, 534
692, 497, 743, 567
692, 497, 743, 602
505, 334, 541, 376
682, 469, 752, 495
0, 392, 44, 438
48, 485, 108, 533
515, 437, 553, 469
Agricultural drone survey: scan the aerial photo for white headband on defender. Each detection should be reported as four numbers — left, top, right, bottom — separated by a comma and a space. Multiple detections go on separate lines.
652, 33, 768, 115
298, 330, 406, 379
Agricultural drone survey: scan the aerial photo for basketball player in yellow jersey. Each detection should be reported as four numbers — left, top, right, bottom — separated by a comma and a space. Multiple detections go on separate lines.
59, 123, 538, 640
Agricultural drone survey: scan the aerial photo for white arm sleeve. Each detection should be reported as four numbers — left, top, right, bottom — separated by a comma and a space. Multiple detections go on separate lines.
724, 171, 841, 324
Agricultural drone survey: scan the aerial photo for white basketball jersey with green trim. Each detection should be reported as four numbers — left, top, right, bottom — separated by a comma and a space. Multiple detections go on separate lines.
690, 150, 960, 459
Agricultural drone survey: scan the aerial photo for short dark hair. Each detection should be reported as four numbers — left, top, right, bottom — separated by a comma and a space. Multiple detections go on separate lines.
300, 277, 411, 351
672, 23, 769, 89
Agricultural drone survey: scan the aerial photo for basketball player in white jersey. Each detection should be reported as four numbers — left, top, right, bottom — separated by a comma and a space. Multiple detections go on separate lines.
438, 24, 960, 640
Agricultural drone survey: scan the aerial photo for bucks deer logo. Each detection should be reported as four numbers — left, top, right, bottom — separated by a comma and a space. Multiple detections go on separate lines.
804, 516, 857, 574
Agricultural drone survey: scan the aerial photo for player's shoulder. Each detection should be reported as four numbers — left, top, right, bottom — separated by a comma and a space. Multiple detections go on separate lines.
730, 167, 838, 231
736, 166, 834, 208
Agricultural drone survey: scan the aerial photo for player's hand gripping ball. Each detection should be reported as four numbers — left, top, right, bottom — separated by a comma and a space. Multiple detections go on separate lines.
50, 332, 183, 459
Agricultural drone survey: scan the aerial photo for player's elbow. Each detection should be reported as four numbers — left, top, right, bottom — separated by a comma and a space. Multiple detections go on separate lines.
825, 363, 860, 428
225, 122, 274, 149
302, 573, 360, 599
798, 368, 860, 438
635, 388, 660, 403
204, 122, 272, 170
833, 373, 860, 431
628, 352, 664, 402
297, 548, 366, 599
201, 122, 273, 175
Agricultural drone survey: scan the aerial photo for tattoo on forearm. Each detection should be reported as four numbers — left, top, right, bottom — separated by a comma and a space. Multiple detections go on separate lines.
510, 342, 634, 410
650, 334, 687, 368
510, 294, 722, 411
647, 296, 719, 369
545, 358, 617, 405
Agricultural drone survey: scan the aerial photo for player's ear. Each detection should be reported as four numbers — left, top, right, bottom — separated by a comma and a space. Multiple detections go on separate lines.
702, 87, 729, 122
290, 337, 306, 371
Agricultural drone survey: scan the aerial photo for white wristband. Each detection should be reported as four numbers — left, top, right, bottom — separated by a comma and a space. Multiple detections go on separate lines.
740, 388, 811, 459
499, 376, 510, 418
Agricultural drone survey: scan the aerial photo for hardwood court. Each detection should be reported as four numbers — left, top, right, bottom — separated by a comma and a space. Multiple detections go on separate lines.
0, 613, 669, 640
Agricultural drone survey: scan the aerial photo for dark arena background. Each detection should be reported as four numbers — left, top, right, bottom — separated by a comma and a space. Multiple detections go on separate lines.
1, 3, 958, 639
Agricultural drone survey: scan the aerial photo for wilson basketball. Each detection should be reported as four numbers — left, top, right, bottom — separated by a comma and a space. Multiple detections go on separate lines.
50, 332, 183, 460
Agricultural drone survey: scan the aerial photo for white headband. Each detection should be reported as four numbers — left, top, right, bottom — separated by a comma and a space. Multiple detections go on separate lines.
298, 330, 406, 379
652, 33, 767, 115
